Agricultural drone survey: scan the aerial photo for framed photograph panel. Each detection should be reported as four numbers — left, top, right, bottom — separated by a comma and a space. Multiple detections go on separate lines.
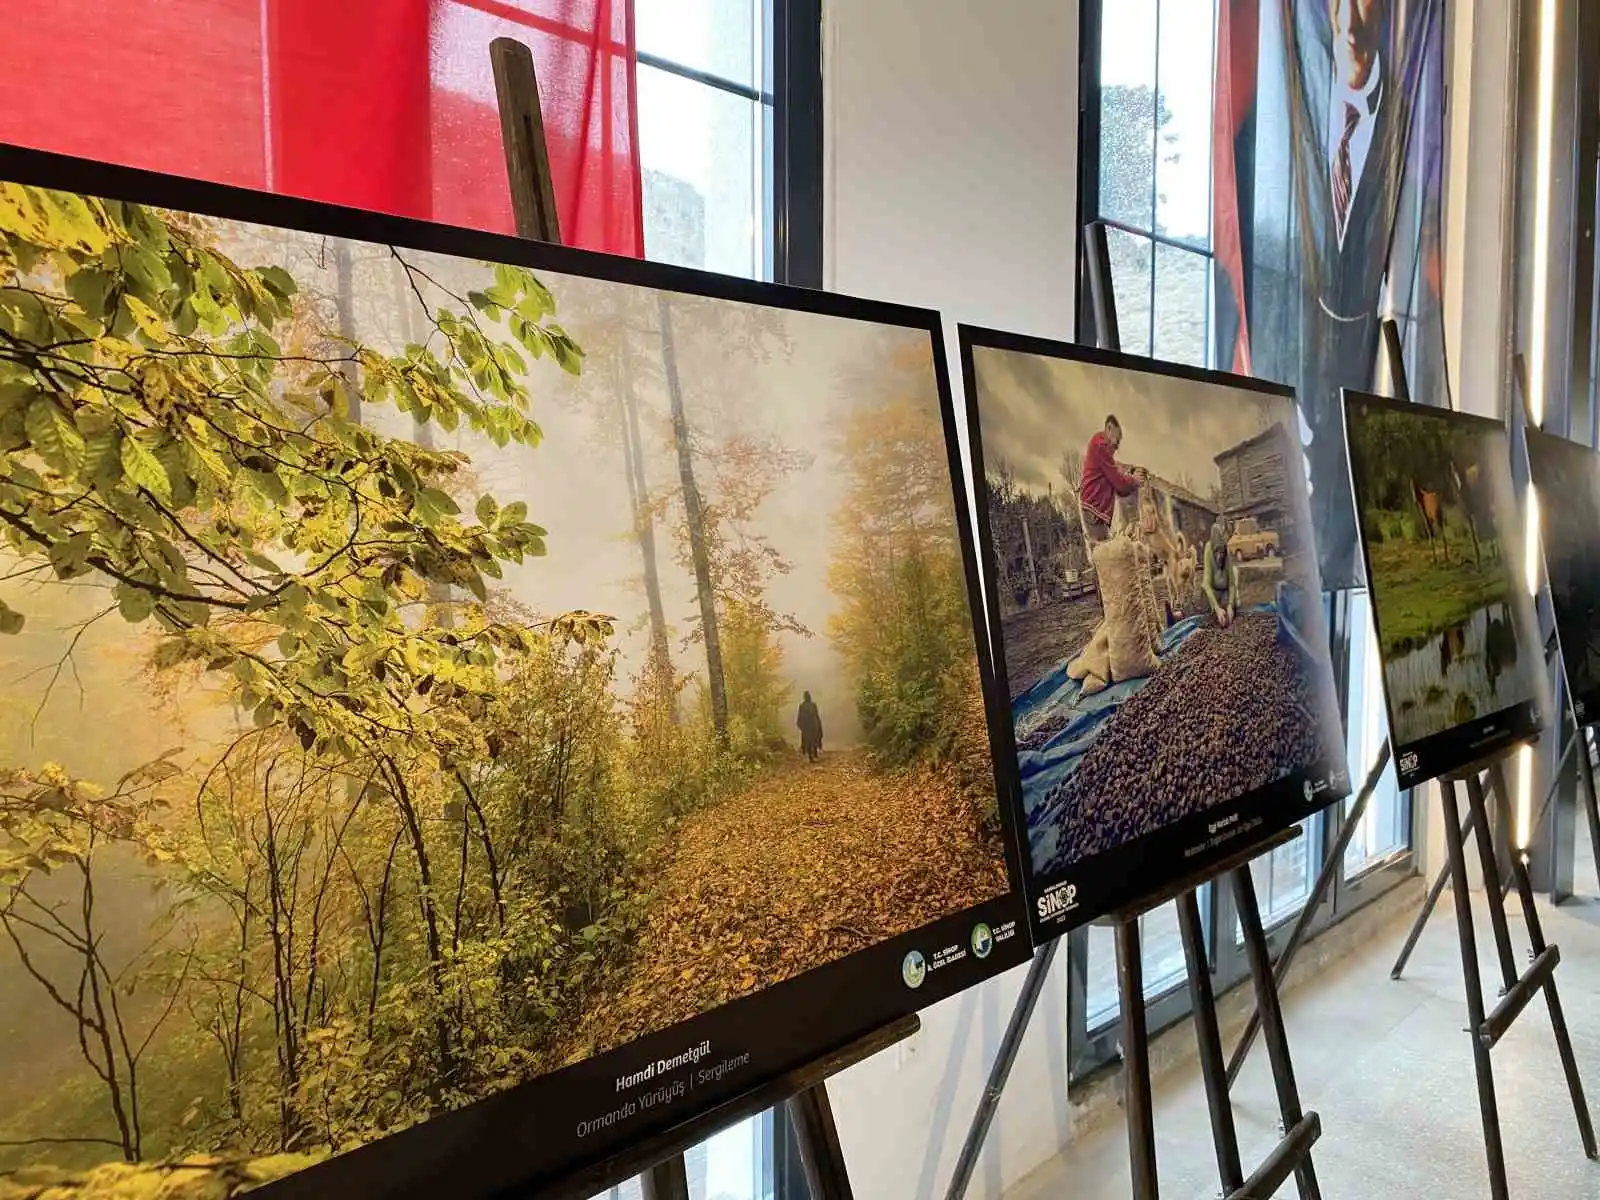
1343, 390, 1547, 789
1525, 427, 1600, 729
0, 146, 1030, 1198
961, 327, 1349, 940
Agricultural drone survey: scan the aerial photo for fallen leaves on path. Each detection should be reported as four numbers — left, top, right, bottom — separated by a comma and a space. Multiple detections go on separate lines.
559, 750, 1008, 1060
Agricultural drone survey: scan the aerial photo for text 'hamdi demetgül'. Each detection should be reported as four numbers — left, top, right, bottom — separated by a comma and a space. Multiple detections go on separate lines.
615, 1040, 714, 1092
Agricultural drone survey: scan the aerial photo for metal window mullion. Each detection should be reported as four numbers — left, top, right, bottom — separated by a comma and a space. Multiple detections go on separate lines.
638, 49, 769, 103
1146, 0, 1162, 355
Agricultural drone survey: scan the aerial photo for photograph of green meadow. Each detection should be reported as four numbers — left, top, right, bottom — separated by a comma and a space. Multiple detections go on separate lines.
0, 182, 1009, 1195
1344, 394, 1540, 747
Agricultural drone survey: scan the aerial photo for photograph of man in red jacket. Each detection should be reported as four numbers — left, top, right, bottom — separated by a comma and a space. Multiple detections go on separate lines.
1079, 414, 1147, 544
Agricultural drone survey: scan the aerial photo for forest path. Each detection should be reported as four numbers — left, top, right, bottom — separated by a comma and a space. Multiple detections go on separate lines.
564, 749, 1007, 1058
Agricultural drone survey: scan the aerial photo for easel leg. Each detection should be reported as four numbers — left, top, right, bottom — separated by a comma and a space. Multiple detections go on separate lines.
1178, 890, 1244, 1192
785, 1084, 854, 1200
1115, 918, 1160, 1200
640, 1156, 690, 1200
1231, 865, 1321, 1200
1580, 730, 1600, 890
944, 940, 1061, 1200
1487, 763, 1600, 1160
1227, 742, 1392, 1084
1442, 779, 1510, 1200
1391, 803, 1479, 980
1464, 774, 1520, 991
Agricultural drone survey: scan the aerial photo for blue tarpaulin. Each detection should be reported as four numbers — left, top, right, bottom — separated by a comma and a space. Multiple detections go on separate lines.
1015, 603, 1280, 870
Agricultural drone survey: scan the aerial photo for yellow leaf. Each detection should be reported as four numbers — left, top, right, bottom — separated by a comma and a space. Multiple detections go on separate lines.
124, 294, 168, 344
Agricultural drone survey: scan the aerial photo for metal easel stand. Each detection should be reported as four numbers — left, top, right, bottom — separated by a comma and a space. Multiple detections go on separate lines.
489, 37, 868, 1200
1112, 827, 1323, 1200
951, 221, 1322, 1200
1437, 757, 1598, 1200
1223, 740, 1392, 1085
1228, 317, 1567, 1081
1222, 323, 1419, 1088
1221, 320, 1412, 1083
943, 219, 1116, 1200
1389, 626, 1599, 979
942, 938, 1061, 1199
946, 829, 1324, 1200
1387, 713, 1586, 980
1582, 725, 1600, 886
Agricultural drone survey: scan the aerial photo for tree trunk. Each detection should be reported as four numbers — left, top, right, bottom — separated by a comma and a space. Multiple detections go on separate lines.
381, 758, 455, 1089
78, 860, 139, 1161
617, 348, 674, 685
658, 293, 727, 746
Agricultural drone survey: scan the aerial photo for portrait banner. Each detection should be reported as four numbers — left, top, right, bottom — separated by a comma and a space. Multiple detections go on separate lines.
1215, 0, 1448, 590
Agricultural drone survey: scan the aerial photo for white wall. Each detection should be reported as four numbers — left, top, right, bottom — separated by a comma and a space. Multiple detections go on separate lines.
821, 2, 1079, 1198
1425, 0, 1521, 887
1442, 0, 1519, 426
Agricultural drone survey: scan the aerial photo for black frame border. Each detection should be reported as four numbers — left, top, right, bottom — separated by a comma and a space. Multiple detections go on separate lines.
957, 323, 1351, 944
1341, 388, 1547, 790
1522, 425, 1600, 730
0, 141, 1031, 1198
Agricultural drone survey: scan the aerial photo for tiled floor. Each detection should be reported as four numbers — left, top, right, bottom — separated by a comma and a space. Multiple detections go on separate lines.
1007, 852, 1600, 1198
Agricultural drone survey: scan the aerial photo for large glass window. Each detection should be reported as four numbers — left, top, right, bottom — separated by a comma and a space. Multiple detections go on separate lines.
636, 0, 769, 278
1089, 0, 1217, 365
634, 0, 821, 286
1072, 0, 1419, 1084
1084, 899, 1192, 1028
1344, 591, 1409, 874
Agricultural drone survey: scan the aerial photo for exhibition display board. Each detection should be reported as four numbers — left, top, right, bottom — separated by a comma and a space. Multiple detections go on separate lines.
1525, 428, 1600, 727
0, 146, 1029, 1199
960, 327, 1349, 938
1343, 390, 1547, 789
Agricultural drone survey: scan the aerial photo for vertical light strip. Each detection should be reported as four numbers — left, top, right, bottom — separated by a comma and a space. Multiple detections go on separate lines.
1516, 744, 1535, 850
1520, 0, 1560, 851
1527, 0, 1560, 427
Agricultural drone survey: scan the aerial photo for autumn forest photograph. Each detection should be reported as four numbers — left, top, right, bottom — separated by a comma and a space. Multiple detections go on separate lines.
0, 181, 1010, 1194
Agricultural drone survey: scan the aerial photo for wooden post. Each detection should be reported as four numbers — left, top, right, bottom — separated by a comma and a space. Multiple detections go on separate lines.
1021, 514, 1040, 604
490, 37, 562, 244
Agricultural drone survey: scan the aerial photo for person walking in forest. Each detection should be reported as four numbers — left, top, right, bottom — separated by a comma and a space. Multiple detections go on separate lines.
1079, 414, 1146, 545
797, 691, 824, 762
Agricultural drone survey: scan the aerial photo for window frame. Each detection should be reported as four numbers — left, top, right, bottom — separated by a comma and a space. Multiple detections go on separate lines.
633, 0, 822, 288
1067, 0, 1423, 1086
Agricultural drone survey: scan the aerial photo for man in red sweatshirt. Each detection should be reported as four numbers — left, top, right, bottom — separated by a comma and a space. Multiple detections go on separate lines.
1079, 414, 1146, 544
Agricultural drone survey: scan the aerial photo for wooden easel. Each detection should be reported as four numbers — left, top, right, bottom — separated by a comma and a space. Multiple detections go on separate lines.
1386, 648, 1587, 980
1114, 828, 1324, 1200
1386, 351, 1600, 973
489, 36, 875, 1200
1430, 756, 1597, 1200
945, 220, 1325, 1200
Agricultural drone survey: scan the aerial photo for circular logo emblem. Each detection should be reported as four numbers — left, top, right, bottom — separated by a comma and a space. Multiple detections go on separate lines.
1303, 778, 1315, 803
902, 950, 927, 989
970, 923, 994, 959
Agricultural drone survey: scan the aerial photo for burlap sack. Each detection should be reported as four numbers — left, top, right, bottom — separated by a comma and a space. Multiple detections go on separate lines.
1095, 535, 1160, 682
1068, 622, 1110, 694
